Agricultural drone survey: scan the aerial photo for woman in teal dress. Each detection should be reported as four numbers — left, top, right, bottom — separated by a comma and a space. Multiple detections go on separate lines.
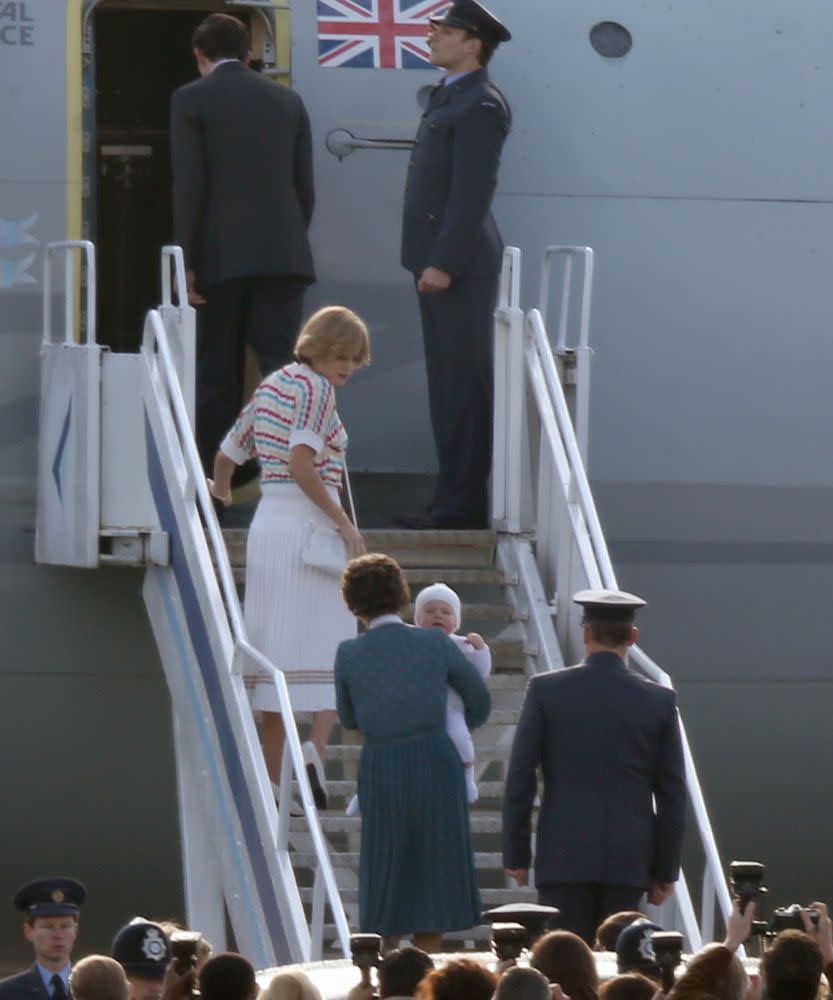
335, 554, 491, 951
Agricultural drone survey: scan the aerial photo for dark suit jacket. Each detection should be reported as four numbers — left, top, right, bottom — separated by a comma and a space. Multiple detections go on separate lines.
170, 62, 315, 290
401, 68, 510, 278
0, 966, 54, 1000
502, 651, 686, 889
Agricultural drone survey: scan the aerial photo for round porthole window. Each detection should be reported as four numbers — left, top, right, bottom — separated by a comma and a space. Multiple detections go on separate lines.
589, 21, 633, 58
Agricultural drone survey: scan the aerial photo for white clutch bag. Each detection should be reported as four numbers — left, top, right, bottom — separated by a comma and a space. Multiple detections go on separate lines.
302, 525, 348, 578
300, 467, 357, 578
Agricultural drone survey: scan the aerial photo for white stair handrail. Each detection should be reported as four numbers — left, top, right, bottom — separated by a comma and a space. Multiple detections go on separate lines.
520, 305, 731, 948
43, 241, 97, 345
142, 309, 351, 960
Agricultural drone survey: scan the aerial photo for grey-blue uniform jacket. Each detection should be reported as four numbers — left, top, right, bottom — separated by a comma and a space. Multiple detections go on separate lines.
0, 967, 54, 1000
502, 651, 686, 888
401, 67, 510, 278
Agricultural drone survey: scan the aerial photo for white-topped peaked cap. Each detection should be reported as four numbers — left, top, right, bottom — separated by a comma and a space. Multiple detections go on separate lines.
572, 588, 646, 623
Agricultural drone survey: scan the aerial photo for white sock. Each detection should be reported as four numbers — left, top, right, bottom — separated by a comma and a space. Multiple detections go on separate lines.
465, 769, 478, 804
346, 793, 360, 816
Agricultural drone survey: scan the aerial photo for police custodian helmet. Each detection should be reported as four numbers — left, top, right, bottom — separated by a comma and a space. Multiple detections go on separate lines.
111, 918, 171, 980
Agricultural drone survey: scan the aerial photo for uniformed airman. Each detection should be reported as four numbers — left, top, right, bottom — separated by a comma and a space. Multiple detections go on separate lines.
396, 0, 512, 530
0, 877, 86, 1000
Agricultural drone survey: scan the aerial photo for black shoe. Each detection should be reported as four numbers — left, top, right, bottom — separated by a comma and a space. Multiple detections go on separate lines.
302, 740, 328, 810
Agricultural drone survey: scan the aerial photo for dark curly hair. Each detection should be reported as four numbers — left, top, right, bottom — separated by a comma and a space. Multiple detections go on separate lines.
341, 553, 410, 620
415, 959, 496, 1000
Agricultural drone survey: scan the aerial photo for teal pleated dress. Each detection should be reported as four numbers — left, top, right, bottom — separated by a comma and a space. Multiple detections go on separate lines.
334, 620, 491, 936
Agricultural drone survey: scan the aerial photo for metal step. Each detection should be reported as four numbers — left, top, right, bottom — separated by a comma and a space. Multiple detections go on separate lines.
291, 850, 506, 869
293, 780, 506, 802
222, 528, 496, 569
291, 813, 504, 834
298, 887, 537, 906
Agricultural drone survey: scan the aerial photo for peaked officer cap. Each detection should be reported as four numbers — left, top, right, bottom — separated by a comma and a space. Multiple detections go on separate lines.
14, 878, 86, 919
573, 588, 647, 624
429, 0, 512, 44
112, 918, 171, 980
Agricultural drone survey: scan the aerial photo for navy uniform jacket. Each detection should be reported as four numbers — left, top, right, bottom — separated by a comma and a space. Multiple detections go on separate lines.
170, 62, 315, 291
502, 652, 686, 888
401, 67, 510, 278
0, 966, 55, 1000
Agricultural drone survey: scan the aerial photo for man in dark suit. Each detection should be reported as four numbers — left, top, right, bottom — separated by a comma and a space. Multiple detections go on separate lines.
395, 0, 511, 530
502, 590, 687, 944
170, 13, 315, 473
0, 878, 86, 1000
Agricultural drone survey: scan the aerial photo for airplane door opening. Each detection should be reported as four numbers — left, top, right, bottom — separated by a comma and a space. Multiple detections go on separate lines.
89, 4, 249, 352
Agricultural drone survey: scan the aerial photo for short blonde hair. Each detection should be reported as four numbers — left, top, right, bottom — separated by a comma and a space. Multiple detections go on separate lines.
258, 970, 323, 1000
294, 306, 371, 367
70, 956, 129, 1000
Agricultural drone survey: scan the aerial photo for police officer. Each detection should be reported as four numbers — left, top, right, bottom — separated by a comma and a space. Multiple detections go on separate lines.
0, 878, 86, 1000
395, 0, 512, 530
111, 920, 171, 1000
502, 590, 687, 945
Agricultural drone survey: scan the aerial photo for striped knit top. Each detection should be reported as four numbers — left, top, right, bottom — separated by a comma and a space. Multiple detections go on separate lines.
220, 362, 347, 488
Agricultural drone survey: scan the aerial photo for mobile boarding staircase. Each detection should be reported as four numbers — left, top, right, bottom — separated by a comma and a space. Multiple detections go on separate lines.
36, 240, 733, 965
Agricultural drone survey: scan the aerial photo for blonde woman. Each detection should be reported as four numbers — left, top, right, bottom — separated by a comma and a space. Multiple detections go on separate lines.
212, 306, 369, 808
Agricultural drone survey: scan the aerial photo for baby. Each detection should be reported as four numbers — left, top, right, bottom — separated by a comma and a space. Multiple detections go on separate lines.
415, 582, 492, 804
345, 581, 492, 815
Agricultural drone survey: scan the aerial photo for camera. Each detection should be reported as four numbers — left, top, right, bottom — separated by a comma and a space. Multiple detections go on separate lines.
350, 933, 382, 989
482, 903, 560, 949
729, 860, 768, 915
651, 931, 684, 993
771, 905, 820, 933
491, 923, 527, 964
169, 932, 202, 999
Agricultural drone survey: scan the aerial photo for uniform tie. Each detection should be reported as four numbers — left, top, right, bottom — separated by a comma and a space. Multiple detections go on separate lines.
51, 975, 67, 1000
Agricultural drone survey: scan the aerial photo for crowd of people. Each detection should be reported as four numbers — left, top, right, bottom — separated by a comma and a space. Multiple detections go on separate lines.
2, 878, 831, 1000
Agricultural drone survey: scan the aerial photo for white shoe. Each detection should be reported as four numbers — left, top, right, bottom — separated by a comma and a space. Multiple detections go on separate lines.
346, 794, 360, 817
302, 740, 328, 810
271, 781, 302, 817
466, 773, 479, 804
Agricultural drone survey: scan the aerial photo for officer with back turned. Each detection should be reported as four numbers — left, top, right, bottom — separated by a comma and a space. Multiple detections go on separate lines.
395, 0, 511, 530
0, 878, 86, 1000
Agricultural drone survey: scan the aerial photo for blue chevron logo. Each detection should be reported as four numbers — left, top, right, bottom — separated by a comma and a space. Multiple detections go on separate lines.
52, 398, 72, 501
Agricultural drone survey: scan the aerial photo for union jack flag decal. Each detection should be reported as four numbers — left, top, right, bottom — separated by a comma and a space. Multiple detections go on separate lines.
317, 0, 450, 69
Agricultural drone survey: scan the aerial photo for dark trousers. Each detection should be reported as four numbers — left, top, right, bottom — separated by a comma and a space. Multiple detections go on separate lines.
416, 273, 497, 523
196, 275, 306, 473
537, 883, 644, 946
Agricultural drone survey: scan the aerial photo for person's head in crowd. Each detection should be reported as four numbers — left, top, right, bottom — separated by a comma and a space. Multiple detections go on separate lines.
294, 306, 371, 385
494, 966, 552, 1000
530, 930, 600, 1000
670, 943, 747, 1000
601, 973, 663, 1000
762, 931, 824, 1000
378, 947, 434, 998
13, 877, 85, 972
414, 958, 496, 1000
616, 920, 664, 982
70, 957, 129, 1000
155, 921, 213, 971
191, 13, 250, 75
573, 590, 645, 654
111, 919, 171, 1000
199, 953, 258, 1000
595, 912, 650, 952
258, 969, 322, 1000
342, 554, 410, 623
414, 583, 461, 636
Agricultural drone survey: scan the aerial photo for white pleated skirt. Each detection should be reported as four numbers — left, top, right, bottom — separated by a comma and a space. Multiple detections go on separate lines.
244, 483, 357, 713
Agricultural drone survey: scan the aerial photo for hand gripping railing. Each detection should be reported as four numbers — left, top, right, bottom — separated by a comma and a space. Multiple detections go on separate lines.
141, 309, 351, 960
522, 305, 732, 949
43, 241, 97, 345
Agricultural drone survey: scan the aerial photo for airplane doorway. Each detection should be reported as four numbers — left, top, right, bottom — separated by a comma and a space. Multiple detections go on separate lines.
90, 4, 252, 352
